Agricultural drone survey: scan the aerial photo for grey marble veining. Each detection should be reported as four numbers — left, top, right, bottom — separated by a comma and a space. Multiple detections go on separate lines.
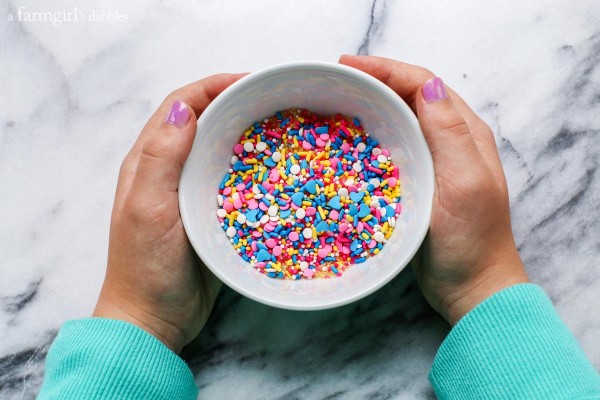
1, 1, 599, 399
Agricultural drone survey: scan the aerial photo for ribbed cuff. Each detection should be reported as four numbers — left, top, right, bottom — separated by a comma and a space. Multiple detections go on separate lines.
38, 318, 198, 400
430, 284, 600, 400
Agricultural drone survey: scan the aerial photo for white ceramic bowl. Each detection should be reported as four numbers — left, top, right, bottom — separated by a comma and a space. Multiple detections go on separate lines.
179, 61, 434, 310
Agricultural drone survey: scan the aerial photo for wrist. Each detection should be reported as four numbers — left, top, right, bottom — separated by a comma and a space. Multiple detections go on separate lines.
442, 254, 529, 325
93, 292, 186, 353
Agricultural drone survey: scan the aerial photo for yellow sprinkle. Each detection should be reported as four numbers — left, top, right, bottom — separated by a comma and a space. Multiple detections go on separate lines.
241, 139, 254, 144
385, 230, 393, 239
381, 179, 388, 187
244, 193, 254, 200
245, 158, 257, 165
302, 201, 312, 207
280, 193, 290, 200
258, 171, 264, 181
312, 227, 317, 240
317, 206, 327, 220
346, 215, 354, 222
244, 130, 252, 138
382, 222, 389, 234
373, 248, 380, 255
320, 160, 330, 166
361, 215, 373, 222
361, 232, 370, 240
298, 117, 305, 123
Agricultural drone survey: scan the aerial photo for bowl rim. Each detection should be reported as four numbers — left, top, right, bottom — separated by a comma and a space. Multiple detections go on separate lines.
179, 60, 434, 310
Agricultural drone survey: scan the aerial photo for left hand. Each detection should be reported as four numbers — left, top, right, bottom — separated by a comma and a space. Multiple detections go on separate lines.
93, 73, 245, 353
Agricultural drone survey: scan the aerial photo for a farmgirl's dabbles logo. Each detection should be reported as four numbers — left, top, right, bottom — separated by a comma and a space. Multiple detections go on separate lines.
7, 7, 128, 26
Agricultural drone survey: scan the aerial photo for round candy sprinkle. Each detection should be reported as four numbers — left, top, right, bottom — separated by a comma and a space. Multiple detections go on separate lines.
216, 109, 402, 280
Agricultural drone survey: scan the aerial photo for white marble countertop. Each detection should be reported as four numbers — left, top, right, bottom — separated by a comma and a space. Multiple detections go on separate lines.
1, 1, 599, 398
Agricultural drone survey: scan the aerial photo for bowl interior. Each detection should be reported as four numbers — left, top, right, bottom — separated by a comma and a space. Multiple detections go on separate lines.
179, 62, 433, 310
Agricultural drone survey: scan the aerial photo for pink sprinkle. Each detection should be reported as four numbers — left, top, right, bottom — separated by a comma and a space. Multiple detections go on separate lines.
251, 242, 258, 251
223, 202, 233, 212
289, 231, 299, 241
273, 246, 282, 256
364, 224, 375, 234
259, 202, 269, 211
330, 158, 339, 168
357, 222, 364, 233
367, 165, 383, 174
317, 245, 332, 258
339, 223, 348, 232
393, 167, 399, 179
302, 141, 313, 150
266, 130, 281, 139
396, 203, 401, 213
264, 224, 275, 232
255, 262, 266, 269
382, 149, 390, 157
252, 231, 262, 238
388, 177, 397, 188
266, 238, 277, 248
305, 207, 317, 216
269, 170, 280, 182
375, 208, 381, 221
316, 138, 326, 147
341, 246, 350, 255
233, 199, 242, 209
233, 144, 244, 154
222, 187, 232, 196
236, 183, 245, 191
303, 268, 314, 279
319, 134, 329, 141
280, 203, 290, 210
348, 185, 358, 193
368, 240, 377, 248
247, 199, 258, 209
341, 143, 350, 152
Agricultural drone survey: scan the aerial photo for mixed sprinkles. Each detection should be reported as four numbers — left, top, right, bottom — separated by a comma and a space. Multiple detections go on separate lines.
216, 109, 401, 280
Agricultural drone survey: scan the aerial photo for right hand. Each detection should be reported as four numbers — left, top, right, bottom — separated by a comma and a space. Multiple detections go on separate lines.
339, 55, 529, 325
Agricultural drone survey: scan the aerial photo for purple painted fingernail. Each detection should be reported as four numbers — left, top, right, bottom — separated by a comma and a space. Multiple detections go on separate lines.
422, 77, 449, 103
165, 100, 190, 128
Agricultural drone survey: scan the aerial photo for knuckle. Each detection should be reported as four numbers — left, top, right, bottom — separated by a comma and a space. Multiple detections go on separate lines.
441, 119, 471, 138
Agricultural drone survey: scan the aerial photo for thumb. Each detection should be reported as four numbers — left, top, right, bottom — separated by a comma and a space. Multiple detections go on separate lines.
416, 77, 483, 172
132, 100, 197, 196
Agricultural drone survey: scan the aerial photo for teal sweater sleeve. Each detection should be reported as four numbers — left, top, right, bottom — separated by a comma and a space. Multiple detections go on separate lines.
37, 318, 198, 400
430, 283, 600, 399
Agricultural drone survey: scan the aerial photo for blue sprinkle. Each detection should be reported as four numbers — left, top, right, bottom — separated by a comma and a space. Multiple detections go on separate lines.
316, 221, 329, 233
385, 205, 396, 218
353, 117, 361, 126
261, 198, 271, 207
324, 256, 336, 262
257, 184, 269, 194
331, 266, 338, 274
254, 127, 263, 133
289, 129, 299, 136
280, 118, 290, 128
349, 191, 365, 202
303, 180, 318, 194
350, 239, 359, 251
256, 249, 271, 262
264, 158, 276, 167
355, 257, 366, 263
291, 192, 304, 206
338, 129, 348, 138
267, 272, 276, 278
276, 111, 283, 119
328, 196, 342, 210
256, 242, 268, 251
348, 204, 359, 216
315, 126, 329, 134
246, 209, 259, 222
280, 209, 292, 218
358, 203, 371, 218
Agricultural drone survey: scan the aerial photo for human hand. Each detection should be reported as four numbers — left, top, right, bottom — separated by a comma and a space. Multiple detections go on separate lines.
93, 73, 246, 353
339, 55, 528, 325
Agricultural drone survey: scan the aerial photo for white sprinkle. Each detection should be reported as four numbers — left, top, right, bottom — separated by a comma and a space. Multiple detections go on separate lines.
231, 155, 239, 165
373, 231, 385, 243
374, 224, 381, 231
372, 148, 382, 156
345, 178, 355, 186
268, 205, 279, 216
300, 261, 309, 270
370, 200, 379, 208
260, 215, 269, 224
377, 154, 388, 163
252, 185, 260, 194
217, 195, 224, 206
353, 162, 362, 172
272, 151, 282, 162
380, 207, 387, 217
360, 182, 369, 191
369, 178, 381, 188
338, 188, 349, 198
265, 194, 275, 201
232, 192, 240, 201
290, 164, 301, 175
236, 214, 247, 224
256, 142, 267, 152
303, 228, 313, 239
269, 215, 279, 222
226, 226, 237, 238
390, 217, 396, 227
216, 209, 227, 218
296, 208, 306, 219
356, 142, 366, 152
243, 142, 254, 152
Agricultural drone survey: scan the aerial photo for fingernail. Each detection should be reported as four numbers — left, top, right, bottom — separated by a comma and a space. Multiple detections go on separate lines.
165, 100, 190, 128
422, 77, 449, 103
